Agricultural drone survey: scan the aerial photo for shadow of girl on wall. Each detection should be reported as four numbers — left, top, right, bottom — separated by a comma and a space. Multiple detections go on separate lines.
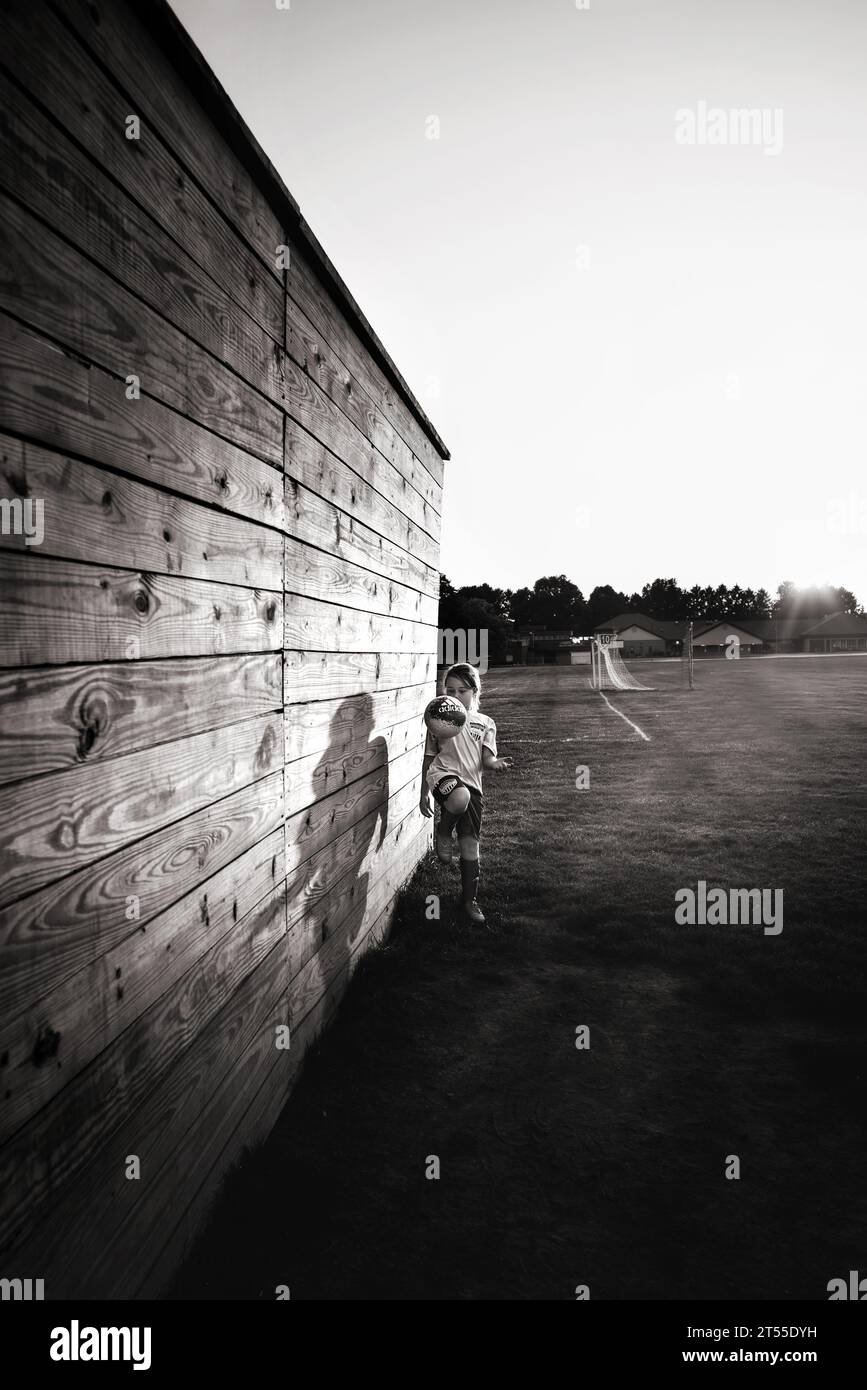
285, 693, 389, 1030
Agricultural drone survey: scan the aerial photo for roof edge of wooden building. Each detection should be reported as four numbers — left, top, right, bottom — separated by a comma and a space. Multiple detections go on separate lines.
146, 0, 450, 462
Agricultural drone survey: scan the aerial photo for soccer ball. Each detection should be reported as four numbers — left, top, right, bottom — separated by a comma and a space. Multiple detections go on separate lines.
424, 695, 467, 742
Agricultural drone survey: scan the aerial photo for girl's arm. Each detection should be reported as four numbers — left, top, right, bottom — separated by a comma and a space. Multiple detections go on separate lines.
483, 748, 512, 771
420, 753, 435, 814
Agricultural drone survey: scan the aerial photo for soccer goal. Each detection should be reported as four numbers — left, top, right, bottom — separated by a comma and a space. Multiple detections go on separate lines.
590, 635, 653, 691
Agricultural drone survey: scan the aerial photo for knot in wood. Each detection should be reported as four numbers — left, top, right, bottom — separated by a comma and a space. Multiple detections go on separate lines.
32, 1024, 61, 1067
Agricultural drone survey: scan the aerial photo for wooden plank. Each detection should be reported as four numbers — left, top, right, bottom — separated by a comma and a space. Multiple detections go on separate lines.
0, 827, 284, 1143
1, 0, 283, 339
0, 653, 282, 787
285, 742, 427, 872
133, 1005, 301, 1298
56, 0, 284, 279
0, 931, 293, 1294
124, 945, 302, 1298
285, 476, 439, 599
285, 295, 444, 518
136, 830, 425, 1298
0, 880, 287, 1253
284, 649, 436, 702
0, 437, 283, 589
286, 411, 440, 549
284, 536, 438, 625
0, 712, 283, 908
0, 68, 284, 404
284, 683, 431, 764
0, 771, 284, 1023
4, 867, 415, 1297
288, 814, 429, 1030
0, 64, 438, 533
0, 554, 282, 667
280, 346, 441, 521
286, 237, 446, 486
286, 602, 436, 656
54, 0, 445, 479
0, 193, 282, 466
284, 712, 424, 813
0, 315, 284, 529
285, 796, 425, 982
138, 864, 417, 1300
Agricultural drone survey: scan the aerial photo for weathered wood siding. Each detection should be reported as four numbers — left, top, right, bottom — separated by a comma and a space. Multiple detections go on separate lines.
0, 0, 446, 1297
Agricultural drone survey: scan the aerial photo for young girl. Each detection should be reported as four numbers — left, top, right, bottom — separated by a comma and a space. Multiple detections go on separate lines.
419, 662, 512, 924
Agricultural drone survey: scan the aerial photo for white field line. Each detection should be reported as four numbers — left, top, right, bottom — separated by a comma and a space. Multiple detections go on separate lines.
597, 691, 651, 742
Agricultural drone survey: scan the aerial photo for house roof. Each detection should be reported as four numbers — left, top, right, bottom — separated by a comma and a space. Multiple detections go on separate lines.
799, 610, 867, 637
594, 614, 685, 640
692, 621, 765, 641
597, 610, 867, 641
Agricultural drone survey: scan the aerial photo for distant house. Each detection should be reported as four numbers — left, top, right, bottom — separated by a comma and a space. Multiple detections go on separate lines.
691, 621, 763, 654
593, 613, 684, 656
594, 610, 867, 655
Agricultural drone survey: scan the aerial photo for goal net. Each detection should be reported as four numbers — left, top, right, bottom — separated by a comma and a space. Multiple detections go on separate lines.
590, 636, 653, 691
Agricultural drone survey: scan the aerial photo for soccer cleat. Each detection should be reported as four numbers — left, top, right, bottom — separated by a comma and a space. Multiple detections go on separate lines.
462, 898, 486, 924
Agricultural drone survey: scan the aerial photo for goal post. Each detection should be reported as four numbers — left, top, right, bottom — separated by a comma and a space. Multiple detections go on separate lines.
681, 621, 695, 690
590, 634, 653, 691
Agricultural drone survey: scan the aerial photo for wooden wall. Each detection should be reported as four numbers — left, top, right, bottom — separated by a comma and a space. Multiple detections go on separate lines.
0, 0, 446, 1297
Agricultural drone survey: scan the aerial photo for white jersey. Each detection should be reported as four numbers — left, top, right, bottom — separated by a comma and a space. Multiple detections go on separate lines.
424, 710, 497, 794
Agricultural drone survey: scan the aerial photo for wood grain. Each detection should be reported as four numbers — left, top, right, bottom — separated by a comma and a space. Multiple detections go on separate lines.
0, 436, 283, 589
0, 712, 283, 907
287, 815, 428, 1030
1, 0, 282, 336
0, 771, 284, 1023
284, 536, 438, 625
284, 293, 444, 514
0, 67, 285, 403
284, 683, 431, 764
285, 599, 436, 657
0, 193, 283, 465
0, 315, 284, 528
284, 712, 424, 815
0, 932, 293, 1294
284, 649, 436, 702
286, 237, 446, 485
285, 742, 426, 872
0, 554, 282, 667
57, 0, 284, 278
0, 653, 282, 786
285, 476, 439, 599
285, 798, 425, 983
0, 827, 284, 1143
0, 879, 287, 1253
286, 410, 440, 548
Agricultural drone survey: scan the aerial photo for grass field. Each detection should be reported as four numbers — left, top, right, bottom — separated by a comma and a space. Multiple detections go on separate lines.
168, 655, 867, 1301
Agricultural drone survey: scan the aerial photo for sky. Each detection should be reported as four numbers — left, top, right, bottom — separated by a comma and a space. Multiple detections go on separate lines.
172, 0, 867, 605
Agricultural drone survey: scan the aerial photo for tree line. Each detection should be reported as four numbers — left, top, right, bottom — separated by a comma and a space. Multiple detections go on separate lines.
439, 575, 862, 658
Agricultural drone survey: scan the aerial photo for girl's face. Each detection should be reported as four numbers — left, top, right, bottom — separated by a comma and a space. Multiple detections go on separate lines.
445, 678, 475, 712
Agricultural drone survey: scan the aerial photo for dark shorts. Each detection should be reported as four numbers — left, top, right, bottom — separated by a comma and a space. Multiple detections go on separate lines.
431, 774, 483, 840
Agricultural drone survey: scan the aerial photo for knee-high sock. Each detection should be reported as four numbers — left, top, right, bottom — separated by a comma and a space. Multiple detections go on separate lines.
439, 807, 456, 834
460, 857, 480, 904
